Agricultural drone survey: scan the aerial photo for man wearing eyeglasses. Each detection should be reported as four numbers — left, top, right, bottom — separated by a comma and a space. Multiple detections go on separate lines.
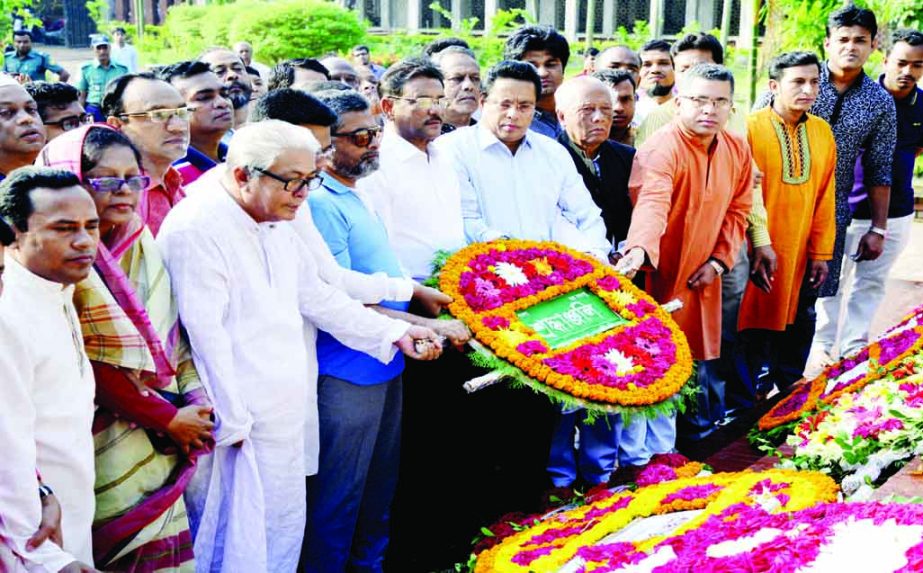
0, 76, 46, 181
158, 120, 441, 572
616, 63, 753, 446
157, 61, 233, 186
302, 86, 466, 573
25, 82, 91, 142
102, 73, 190, 236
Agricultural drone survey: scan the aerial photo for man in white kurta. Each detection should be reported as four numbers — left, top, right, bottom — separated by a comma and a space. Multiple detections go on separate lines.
0, 170, 99, 572
187, 163, 419, 477
157, 121, 426, 572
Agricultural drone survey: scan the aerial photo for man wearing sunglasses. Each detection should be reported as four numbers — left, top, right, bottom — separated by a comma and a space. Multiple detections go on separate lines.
303, 88, 465, 573
158, 61, 233, 186
25, 82, 91, 142
102, 73, 191, 236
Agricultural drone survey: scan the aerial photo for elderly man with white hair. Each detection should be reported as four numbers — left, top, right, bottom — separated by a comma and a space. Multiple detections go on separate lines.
157, 120, 441, 573
548, 75, 637, 488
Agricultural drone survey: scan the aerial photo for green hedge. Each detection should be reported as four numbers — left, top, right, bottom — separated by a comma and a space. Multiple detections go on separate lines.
136, 0, 365, 66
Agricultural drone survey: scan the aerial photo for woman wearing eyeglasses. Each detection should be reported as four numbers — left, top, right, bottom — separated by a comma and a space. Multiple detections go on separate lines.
35, 124, 215, 572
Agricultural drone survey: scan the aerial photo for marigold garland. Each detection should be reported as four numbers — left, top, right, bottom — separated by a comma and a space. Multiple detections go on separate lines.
758, 303, 923, 431
437, 240, 694, 412
473, 469, 838, 573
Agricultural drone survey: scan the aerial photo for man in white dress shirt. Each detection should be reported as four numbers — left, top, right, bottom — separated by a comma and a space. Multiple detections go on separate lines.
0, 167, 101, 573
437, 60, 611, 260
158, 120, 440, 573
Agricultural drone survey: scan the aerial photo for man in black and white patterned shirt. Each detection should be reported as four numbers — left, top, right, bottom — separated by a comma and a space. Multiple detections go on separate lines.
753, 5, 896, 383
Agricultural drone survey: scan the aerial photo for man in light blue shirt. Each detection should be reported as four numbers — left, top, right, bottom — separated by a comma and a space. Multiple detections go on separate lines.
304, 88, 463, 573
437, 60, 611, 260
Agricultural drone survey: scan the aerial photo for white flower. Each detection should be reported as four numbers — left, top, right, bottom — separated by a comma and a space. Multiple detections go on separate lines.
603, 349, 635, 375
493, 262, 529, 286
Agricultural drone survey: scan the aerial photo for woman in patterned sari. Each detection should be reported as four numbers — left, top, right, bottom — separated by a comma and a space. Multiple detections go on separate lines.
36, 124, 214, 571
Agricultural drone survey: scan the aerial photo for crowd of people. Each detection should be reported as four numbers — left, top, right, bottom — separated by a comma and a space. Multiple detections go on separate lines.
0, 5, 921, 572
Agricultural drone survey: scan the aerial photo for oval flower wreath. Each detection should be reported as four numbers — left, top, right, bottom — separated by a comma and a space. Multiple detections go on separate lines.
758, 304, 923, 431
473, 469, 838, 573
437, 240, 694, 414
575, 501, 923, 572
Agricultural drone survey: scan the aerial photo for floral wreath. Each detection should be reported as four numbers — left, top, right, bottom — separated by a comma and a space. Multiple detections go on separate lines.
436, 240, 694, 416
473, 469, 838, 573
575, 501, 923, 572
758, 303, 923, 431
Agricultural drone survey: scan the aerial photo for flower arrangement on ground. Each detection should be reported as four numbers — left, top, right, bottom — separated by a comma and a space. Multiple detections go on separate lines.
473, 469, 837, 573
575, 501, 923, 572
437, 240, 694, 416
758, 303, 923, 431
766, 353, 923, 496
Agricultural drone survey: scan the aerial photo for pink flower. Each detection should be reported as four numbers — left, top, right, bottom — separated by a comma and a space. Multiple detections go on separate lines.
482, 315, 510, 330
517, 340, 549, 356
636, 464, 677, 486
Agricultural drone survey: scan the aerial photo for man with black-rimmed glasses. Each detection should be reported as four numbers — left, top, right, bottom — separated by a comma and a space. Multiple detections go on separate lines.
101, 73, 191, 235
25, 82, 91, 142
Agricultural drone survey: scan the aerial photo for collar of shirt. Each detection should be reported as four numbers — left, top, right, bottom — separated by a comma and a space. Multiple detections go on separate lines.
878, 73, 920, 107
214, 177, 277, 233
180, 143, 227, 172
560, 131, 600, 175
320, 171, 379, 214
88, 60, 125, 72
3, 253, 74, 298
159, 165, 185, 197
475, 122, 533, 154
382, 123, 432, 163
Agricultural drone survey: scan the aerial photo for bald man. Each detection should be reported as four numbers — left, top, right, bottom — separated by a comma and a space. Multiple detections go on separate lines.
320, 56, 360, 90
0, 77, 46, 179
234, 40, 270, 81
595, 46, 641, 86
548, 76, 637, 487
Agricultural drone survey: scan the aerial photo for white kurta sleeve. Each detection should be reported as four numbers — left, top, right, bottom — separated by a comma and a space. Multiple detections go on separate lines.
292, 206, 414, 303
295, 243, 410, 364
157, 229, 253, 447
0, 319, 77, 572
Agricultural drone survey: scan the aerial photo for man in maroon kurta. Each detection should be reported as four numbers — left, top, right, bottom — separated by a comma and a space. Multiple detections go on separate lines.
617, 63, 753, 443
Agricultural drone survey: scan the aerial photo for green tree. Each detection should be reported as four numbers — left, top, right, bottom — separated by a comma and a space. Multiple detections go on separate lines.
229, 0, 366, 64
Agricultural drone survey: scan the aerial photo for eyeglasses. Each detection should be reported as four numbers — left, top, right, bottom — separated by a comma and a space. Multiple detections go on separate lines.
331, 125, 382, 148
44, 113, 94, 131
251, 166, 322, 193
388, 96, 447, 111
84, 175, 152, 194
679, 96, 733, 111
119, 107, 190, 123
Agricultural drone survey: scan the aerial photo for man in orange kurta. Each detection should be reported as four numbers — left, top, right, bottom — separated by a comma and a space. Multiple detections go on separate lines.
734, 52, 836, 405
617, 63, 753, 444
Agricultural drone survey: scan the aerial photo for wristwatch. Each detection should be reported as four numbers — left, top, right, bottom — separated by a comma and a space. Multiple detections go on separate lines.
869, 226, 887, 238
707, 259, 725, 276
38, 483, 54, 499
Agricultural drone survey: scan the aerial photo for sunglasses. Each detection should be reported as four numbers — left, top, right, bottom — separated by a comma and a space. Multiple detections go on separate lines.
84, 175, 152, 194
331, 125, 382, 148
44, 113, 94, 131
252, 166, 322, 193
